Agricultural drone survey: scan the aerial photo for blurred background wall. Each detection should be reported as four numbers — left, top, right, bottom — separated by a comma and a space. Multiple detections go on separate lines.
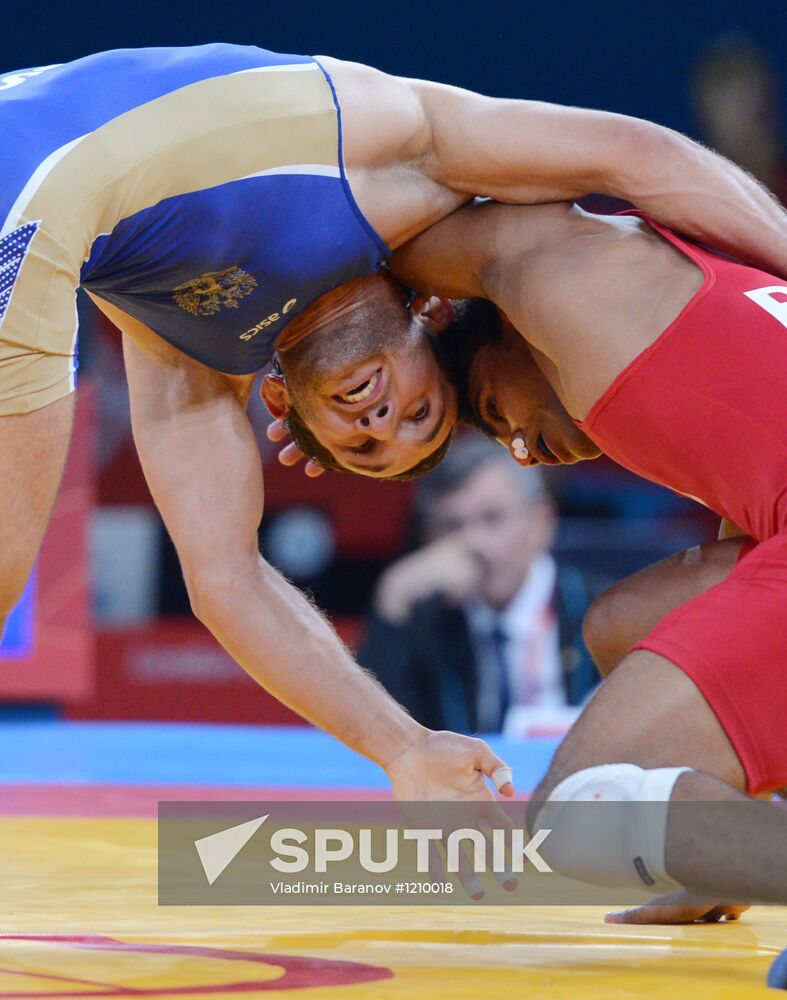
2, 0, 784, 138
0, 0, 783, 731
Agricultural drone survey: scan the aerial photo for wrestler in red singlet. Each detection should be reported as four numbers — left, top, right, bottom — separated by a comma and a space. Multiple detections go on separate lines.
576, 217, 787, 794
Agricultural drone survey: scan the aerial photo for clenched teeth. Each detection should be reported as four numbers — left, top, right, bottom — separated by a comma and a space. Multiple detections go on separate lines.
340, 371, 379, 403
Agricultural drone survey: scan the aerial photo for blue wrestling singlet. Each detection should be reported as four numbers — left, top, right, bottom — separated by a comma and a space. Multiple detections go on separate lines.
0, 44, 389, 412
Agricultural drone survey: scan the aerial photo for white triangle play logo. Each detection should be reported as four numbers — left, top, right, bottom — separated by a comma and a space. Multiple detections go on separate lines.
194, 814, 269, 885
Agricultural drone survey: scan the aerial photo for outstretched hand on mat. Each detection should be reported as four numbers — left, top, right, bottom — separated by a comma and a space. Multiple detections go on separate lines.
606, 889, 750, 924
386, 728, 518, 900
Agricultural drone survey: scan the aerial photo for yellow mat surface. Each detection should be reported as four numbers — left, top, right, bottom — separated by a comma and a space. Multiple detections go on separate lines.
0, 817, 784, 998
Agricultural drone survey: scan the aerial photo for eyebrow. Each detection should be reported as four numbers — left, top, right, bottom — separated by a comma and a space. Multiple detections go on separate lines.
424, 400, 447, 445
346, 401, 448, 475
473, 387, 499, 438
473, 389, 500, 441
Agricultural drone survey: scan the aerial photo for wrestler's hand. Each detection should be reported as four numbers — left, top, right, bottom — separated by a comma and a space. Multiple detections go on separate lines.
374, 535, 482, 625
385, 728, 514, 802
605, 889, 750, 924
386, 730, 518, 899
266, 418, 325, 478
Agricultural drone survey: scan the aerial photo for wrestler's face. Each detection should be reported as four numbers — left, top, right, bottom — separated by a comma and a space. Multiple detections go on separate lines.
263, 275, 457, 477
468, 328, 601, 466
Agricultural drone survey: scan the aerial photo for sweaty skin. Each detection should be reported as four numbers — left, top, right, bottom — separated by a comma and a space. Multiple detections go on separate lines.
321, 58, 787, 276
269, 202, 716, 477
266, 197, 787, 920
392, 200, 705, 429
75, 60, 787, 918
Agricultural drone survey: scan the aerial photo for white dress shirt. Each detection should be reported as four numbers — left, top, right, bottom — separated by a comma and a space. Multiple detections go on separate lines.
465, 554, 564, 730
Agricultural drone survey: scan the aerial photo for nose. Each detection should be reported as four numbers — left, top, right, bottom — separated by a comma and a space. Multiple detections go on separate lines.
356, 401, 396, 439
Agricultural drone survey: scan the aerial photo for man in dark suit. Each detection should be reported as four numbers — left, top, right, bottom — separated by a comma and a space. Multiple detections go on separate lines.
358, 436, 597, 733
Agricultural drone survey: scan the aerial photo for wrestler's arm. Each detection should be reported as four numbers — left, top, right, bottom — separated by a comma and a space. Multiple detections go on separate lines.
324, 58, 787, 277
388, 198, 524, 297
413, 78, 787, 277
88, 296, 513, 799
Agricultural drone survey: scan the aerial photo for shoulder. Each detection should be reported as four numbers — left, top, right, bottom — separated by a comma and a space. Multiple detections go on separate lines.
480, 203, 583, 305
316, 56, 431, 166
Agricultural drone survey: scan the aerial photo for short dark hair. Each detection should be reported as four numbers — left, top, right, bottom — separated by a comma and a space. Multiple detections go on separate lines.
433, 297, 503, 439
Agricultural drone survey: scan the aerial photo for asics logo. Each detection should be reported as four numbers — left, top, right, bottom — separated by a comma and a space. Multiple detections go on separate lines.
240, 298, 297, 340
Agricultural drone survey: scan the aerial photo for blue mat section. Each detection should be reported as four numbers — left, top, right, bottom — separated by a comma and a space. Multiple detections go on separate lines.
0, 722, 558, 790
769, 948, 787, 990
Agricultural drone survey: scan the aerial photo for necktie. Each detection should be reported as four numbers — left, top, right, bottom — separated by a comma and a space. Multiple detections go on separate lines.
489, 621, 512, 730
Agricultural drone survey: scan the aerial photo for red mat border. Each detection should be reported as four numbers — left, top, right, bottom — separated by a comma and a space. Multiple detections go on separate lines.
0, 784, 390, 818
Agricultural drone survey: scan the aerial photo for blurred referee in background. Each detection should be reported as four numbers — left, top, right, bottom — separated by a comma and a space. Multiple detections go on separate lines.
358, 436, 598, 733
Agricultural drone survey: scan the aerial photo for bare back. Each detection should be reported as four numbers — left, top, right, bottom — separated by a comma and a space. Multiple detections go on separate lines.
421, 203, 701, 420
489, 207, 705, 418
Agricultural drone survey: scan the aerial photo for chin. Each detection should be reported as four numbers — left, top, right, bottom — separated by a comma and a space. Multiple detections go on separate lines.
482, 585, 515, 611
564, 437, 601, 462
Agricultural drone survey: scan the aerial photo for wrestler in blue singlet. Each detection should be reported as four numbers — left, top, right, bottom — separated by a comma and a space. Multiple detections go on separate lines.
0, 44, 388, 411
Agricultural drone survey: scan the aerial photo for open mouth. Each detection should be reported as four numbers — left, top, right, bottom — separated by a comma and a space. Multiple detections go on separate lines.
335, 369, 381, 405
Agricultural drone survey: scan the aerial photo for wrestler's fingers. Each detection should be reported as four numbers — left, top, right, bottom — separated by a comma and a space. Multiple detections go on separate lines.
428, 822, 486, 900
271, 434, 324, 476
452, 840, 486, 900
605, 903, 746, 925
605, 904, 689, 925
488, 762, 515, 798
700, 906, 748, 922
266, 418, 289, 442
304, 460, 325, 478
277, 441, 308, 466
480, 812, 519, 892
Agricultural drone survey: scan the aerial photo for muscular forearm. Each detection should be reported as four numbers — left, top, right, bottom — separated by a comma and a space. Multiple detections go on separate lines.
618, 127, 787, 278
192, 555, 425, 768
420, 85, 787, 279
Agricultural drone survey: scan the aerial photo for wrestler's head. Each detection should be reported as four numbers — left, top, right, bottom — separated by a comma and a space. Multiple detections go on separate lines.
261, 272, 458, 479
262, 274, 599, 476
456, 307, 602, 467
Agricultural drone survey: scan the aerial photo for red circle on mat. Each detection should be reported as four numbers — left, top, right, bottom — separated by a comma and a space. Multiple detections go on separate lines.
0, 935, 395, 995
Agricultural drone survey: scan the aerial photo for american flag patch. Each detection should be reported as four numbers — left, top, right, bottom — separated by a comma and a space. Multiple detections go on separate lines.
0, 221, 39, 325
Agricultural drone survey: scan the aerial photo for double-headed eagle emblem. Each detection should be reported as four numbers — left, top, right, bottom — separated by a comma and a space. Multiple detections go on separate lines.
173, 266, 258, 316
